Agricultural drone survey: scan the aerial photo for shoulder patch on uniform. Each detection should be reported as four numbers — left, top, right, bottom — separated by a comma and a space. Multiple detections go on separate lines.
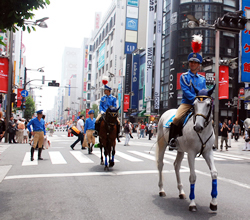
181, 73, 192, 87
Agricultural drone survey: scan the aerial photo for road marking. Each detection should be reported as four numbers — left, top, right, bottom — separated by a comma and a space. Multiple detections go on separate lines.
22, 152, 38, 166
0, 145, 10, 153
92, 151, 120, 162
212, 153, 243, 160
0, 165, 12, 183
116, 151, 143, 162
70, 151, 94, 163
48, 151, 67, 164
214, 152, 249, 160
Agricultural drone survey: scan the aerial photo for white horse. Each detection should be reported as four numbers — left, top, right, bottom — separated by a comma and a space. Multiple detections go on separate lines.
156, 85, 218, 212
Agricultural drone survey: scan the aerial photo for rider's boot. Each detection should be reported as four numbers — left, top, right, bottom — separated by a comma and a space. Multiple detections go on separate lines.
93, 121, 99, 137
117, 123, 121, 142
168, 123, 178, 151
30, 147, 34, 161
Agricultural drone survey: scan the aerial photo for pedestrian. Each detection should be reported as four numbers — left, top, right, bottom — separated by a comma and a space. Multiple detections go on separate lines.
23, 125, 29, 144
148, 121, 153, 140
168, 35, 206, 151
70, 114, 84, 150
17, 118, 25, 143
140, 121, 145, 138
8, 115, 17, 144
220, 122, 228, 151
0, 111, 6, 142
153, 121, 157, 137
136, 122, 141, 139
227, 120, 233, 147
27, 110, 46, 161
48, 121, 54, 137
83, 110, 96, 154
124, 120, 130, 146
233, 121, 241, 141
243, 126, 250, 151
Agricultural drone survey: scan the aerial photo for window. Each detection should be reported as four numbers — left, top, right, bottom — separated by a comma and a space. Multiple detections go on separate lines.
111, 32, 113, 41
107, 37, 109, 45
99, 82, 100, 87
87, 93, 91, 100
89, 54, 92, 61
102, 66, 104, 74
88, 64, 92, 71
98, 93, 100, 99
99, 70, 101, 77
107, 51, 109, 58
87, 103, 90, 109
87, 83, 91, 90
106, 64, 108, 71
89, 45, 93, 52
111, 46, 113, 54
96, 73, 98, 79
110, 60, 112, 68
88, 74, 91, 81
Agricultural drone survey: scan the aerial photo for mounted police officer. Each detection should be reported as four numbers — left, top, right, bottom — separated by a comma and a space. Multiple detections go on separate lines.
168, 35, 206, 150
94, 85, 121, 142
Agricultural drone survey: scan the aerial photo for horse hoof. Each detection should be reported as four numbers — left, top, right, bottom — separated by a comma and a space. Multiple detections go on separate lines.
179, 194, 186, 199
159, 192, 166, 197
210, 203, 217, 211
189, 206, 197, 212
100, 161, 104, 165
104, 166, 109, 171
109, 161, 114, 167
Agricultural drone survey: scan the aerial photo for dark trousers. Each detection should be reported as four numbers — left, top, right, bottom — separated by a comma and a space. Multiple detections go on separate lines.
234, 133, 239, 141
148, 130, 153, 140
71, 133, 84, 148
9, 132, 16, 143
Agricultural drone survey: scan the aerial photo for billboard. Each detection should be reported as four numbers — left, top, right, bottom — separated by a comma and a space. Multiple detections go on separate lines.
131, 54, 139, 109
125, 54, 132, 94
0, 57, 8, 93
98, 43, 105, 70
127, 0, 139, 7
124, 94, 130, 112
126, 6, 138, 19
219, 66, 229, 100
126, 18, 138, 31
125, 42, 137, 54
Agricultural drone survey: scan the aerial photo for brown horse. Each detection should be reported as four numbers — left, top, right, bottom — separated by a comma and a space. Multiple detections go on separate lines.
99, 107, 120, 171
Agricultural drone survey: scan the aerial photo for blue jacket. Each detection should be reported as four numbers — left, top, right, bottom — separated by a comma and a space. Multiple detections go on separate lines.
99, 95, 117, 114
84, 118, 96, 134
27, 117, 46, 135
180, 70, 206, 105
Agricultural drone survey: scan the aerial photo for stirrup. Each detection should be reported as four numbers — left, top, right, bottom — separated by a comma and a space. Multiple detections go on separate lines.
93, 130, 98, 137
168, 138, 177, 151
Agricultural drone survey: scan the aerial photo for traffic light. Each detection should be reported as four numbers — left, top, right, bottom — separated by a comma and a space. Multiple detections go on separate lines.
11, 93, 16, 103
21, 98, 26, 110
215, 10, 247, 33
48, 80, 60, 87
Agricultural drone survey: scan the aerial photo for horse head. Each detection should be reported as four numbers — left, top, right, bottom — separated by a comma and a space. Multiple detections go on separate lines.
192, 84, 216, 133
106, 106, 120, 123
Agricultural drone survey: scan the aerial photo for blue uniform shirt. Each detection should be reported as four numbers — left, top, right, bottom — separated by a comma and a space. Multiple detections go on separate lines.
84, 118, 96, 134
180, 70, 206, 105
99, 94, 117, 114
27, 117, 46, 135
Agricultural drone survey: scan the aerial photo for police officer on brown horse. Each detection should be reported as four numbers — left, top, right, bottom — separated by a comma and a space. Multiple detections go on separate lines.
94, 84, 121, 142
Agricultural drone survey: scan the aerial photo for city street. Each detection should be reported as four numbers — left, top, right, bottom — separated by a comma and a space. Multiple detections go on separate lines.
0, 132, 250, 220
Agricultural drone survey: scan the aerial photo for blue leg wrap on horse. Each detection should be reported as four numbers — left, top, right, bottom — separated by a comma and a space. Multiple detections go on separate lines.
105, 157, 108, 166
211, 179, 218, 198
189, 184, 195, 200
112, 155, 114, 162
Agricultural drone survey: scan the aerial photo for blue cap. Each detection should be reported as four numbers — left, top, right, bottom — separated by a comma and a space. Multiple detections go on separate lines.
104, 85, 112, 90
77, 116, 80, 120
36, 110, 43, 114
88, 110, 94, 114
188, 52, 203, 64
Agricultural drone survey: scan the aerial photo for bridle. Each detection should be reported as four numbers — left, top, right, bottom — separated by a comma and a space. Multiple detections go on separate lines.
194, 96, 213, 128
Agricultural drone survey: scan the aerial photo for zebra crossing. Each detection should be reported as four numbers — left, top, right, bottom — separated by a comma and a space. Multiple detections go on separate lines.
20, 148, 250, 166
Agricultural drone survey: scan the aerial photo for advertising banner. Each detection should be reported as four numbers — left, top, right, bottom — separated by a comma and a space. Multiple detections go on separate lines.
131, 54, 139, 109
127, 0, 139, 7
241, 1, 250, 82
0, 57, 9, 93
124, 94, 130, 112
98, 43, 105, 70
125, 54, 132, 94
125, 42, 137, 54
219, 65, 229, 100
145, 0, 155, 114
86, 109, 89, 119
126, 18, 138, 31
154, 0, 163, 109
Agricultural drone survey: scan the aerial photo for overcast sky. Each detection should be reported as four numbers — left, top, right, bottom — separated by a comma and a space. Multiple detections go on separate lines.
22, 0, 113, 112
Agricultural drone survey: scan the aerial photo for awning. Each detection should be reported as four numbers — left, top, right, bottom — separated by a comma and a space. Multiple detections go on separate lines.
138, 110, 146, 117
130, 111, 140, 116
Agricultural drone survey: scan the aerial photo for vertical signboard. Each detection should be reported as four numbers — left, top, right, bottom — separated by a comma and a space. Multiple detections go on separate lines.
125, 54, 132, 94
131, 54, 139, 109
98, 43, 105, 70
84, 45, 88, 94
154, 0, 163, 110
145, 0, 155, 114
0, 57, 9, 93
95, 13, 101, 30
241, 1, 250, 82
219, 65, 229, 100
124, 94, 130, 112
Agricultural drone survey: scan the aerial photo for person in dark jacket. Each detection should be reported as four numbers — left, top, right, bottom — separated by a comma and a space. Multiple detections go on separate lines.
8, 115, 17, 143
0, 111, 6, 142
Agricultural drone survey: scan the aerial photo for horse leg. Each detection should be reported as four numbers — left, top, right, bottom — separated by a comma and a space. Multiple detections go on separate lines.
156, 132, 167, 197
203, 150, 218, 211
100, 144, 104, 165
109, 146, 115, 167
174, 151, 186, 199
104, 147, 109, 171
187, 152, 197, 212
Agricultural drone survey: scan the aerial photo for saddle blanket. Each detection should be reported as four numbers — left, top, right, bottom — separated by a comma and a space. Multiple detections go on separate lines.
163, 112, 192, 128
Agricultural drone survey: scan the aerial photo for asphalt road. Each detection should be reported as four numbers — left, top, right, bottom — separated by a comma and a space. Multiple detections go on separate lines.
0, 132, 250, 220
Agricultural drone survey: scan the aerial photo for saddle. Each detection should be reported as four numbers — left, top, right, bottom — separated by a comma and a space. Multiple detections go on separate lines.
164, 108, 194, 137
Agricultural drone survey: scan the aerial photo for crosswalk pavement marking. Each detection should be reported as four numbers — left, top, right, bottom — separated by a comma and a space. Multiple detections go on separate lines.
212, 153, 243, 160
0, 145, 10, 154
48, 151, 67, 164
116, 151, 143, 162
22, 152, 38, 166
70, 151, 94, 163
92, 151, 120, 162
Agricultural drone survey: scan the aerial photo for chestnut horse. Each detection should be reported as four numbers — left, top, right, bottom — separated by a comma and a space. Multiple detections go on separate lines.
99, 107, 120, 171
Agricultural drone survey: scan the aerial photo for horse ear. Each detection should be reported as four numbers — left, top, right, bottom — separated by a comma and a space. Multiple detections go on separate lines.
116, 106, 120, 111
192, 83, 199, 96
208, 84, 216, 97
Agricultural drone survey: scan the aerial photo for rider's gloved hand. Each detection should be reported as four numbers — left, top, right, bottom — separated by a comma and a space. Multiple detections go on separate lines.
101, 111, 105, 114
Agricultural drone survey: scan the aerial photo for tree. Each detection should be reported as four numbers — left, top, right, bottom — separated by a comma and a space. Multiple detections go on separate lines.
92, 104, 99, 118
0, 0, 50, 45
24, 96, 35, 120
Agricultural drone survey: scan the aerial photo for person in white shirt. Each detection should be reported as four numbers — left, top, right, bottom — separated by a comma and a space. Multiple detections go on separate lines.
23, 126, 29, 144
70, 115, 85, 150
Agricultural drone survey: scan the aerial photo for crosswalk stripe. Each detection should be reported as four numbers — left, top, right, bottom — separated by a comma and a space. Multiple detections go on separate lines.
116, 151, 143, 162
48, 151, 67, 164
22, 152, 38, 166
70, 151, 94, 163
212, 153, 243, 160
92, 151, 120, 162
214, 152, 248, 160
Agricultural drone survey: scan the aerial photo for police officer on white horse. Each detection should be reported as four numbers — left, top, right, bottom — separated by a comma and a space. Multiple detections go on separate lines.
168, 35, 206, 150
94, 80, 121, 142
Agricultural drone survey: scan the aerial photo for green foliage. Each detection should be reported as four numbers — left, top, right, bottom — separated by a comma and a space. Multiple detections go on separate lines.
80, 110, 86, 117
24, 96, 35, 120
0, 0, 50, 44
92, 104, 99, 118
